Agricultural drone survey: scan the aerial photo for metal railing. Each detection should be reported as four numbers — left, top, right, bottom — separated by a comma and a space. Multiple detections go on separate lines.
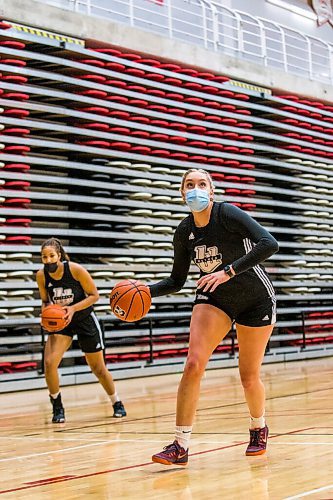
24, 0, 333, 84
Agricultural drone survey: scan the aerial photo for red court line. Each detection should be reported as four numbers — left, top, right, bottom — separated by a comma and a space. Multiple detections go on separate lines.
0, 426, 315, 495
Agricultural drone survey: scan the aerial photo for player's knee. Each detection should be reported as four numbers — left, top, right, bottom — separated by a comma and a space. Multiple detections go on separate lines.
239, 371, 259, 390
184, 355, 205, 378
90, 364, 107, 379
44, 355, 59, 371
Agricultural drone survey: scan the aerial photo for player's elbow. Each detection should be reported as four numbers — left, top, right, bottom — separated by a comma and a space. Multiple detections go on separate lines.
174, 279, 187, 293
270, 237, 279, 254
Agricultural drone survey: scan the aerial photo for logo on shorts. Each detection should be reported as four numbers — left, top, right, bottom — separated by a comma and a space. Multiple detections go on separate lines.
196, 294, 208, 300
262, 315, 269, 321
189, 232, 195, 240
96, 343, 101, 349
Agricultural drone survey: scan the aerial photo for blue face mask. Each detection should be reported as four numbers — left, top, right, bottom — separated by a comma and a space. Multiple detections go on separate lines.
185, 188, 210, 212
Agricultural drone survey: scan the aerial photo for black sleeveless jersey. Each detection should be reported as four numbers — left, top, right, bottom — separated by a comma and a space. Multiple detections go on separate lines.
44, 261, 93, 323
150, 202, 279, 302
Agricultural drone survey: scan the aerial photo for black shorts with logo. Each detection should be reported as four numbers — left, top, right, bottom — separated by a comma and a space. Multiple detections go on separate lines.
194, 290, 276, 327
49, 312, 104, 353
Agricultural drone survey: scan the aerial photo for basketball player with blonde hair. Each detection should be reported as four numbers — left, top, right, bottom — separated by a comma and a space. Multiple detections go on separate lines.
149, 169, 278, 465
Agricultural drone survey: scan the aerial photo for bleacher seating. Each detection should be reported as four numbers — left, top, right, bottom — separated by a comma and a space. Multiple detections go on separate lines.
0, 20, 332, 391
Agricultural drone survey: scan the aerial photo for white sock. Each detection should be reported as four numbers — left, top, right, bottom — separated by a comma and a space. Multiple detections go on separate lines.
250, 414, 266, 430
50, 392, 60, 400
175, 425, 193, 450
109, 392, 119, 405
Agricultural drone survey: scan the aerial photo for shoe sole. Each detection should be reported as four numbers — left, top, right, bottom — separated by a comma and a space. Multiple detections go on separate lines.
245, 449, 266, 456
52, 420, 65, 423
113, 414, 126, 418
152, 456, 188, 466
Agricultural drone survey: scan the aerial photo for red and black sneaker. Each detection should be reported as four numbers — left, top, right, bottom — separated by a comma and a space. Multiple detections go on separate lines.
152, 440, 188, 466
246, 425, 269, 456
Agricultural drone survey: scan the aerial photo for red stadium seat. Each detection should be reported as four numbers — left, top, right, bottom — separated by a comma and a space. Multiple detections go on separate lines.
93, 48, 122, 57
76, 89, 108, 99
0, 75, 28, 84
150, 149, 171, 157
109, 127, 130, 134
160, 63, 182, 71
169, 152, 190, 161
204, 101, 221, 109
144, 72, 164, 81
2, 127, 30, 135
175, 68, 199, 77
106, 95, 129, 104
2, 198, 31, 206
2, 92, 29, 100
80, 123, 110, 131
78, 106, 109, 115
109, 110, 130, 119
75, 58, 105, 67
140, 58, 161, 67
184, 97, 204, 105
131, 131, 150, 139
146, 89, 166, 98
4, 181, 30, 190
150, 133, 169, 141
186, 111, 206, 120
129, 116, 150, 124
119, 53, 142, 61
0, 59, 26, 67
2, 145, 30, 154
5, 218, 31, 226
0, 40, 25, 49
207, 158, 225, 166
169, 136, 187, 144
205, 115, 223, 123
210, 143, 224, 151
105, 62, 126, 72
165, 93, 184, 101
106, 79, 127, 88
187, 125, 206, 134
1, 163, 30, 172
189, 155, 208, 162
131, 145, 152, 155
76, 140, 111, 148
78, 74, 107, 83
3, 108, 29, 118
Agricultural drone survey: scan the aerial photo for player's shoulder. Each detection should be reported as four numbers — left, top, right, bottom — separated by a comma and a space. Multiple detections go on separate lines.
176, 214, 191, 231
36, 268, 44, 280
218, 201, 243, 218
68, 261, 85, 277
172, 215, 191, 247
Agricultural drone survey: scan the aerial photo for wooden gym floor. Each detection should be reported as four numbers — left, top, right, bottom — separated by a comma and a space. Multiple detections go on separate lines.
0, 357, 333, 499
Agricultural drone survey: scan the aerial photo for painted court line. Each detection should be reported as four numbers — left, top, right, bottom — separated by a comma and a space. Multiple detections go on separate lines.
0, 440, 109, 463
0, 426, 314, 495
284, 483, 333, 499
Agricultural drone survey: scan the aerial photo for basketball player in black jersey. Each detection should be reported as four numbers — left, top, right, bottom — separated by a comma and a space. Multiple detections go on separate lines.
36, 238, 126, 423
151, 169, 279, 466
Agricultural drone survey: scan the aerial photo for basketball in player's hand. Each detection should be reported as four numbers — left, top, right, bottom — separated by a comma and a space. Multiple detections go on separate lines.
109, 279, 151, 322
41, 304, 67, 332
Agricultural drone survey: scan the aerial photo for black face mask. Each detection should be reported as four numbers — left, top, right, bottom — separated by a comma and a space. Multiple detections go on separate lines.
44, 262, 58, 274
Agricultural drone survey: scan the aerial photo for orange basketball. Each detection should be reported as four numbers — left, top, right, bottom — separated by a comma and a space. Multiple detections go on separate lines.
109, 279, 151, 322
41, 304, 67, 332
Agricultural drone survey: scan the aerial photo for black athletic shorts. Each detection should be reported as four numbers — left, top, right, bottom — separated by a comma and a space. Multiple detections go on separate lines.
194, 291, 276, 327
50, 312, 104, 353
